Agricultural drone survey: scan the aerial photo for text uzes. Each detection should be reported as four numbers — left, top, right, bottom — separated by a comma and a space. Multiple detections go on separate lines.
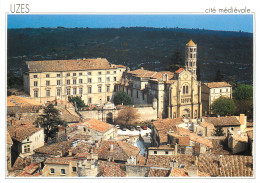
10, 4, 30, 13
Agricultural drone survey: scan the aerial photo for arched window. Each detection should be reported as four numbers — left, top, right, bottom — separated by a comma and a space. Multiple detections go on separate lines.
182, 85, 189, 94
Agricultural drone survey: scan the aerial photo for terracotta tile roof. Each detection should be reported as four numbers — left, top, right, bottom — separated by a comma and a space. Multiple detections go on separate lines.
45, 157, 76, 165
71, 141, 93, 154
186, 40, 196, 46
189, 133, 213, 148
7, 95, 42, 107
229, 130, 248, 142
153, 118, 183, 143
169, 168, 188, 177
178, 136, 190, 146
12, 156, 32, 171
203, 82, 232, 88
148, 167, 170, 177
60, 108, 81, 123
7, 131, 13, 145
70, 119, 114, 133
199, 121, 215, 130
96, 140, 140, 161
25, 58, 125, 72
138, 155, 146, 165
148, 145, 174, 150
8, 125, 42, 142
147, 155, 195, 168
34, 140, 73, 156
175, 68, 184, 73
98, 161, 126, 177
204, 116, 240, 127
17, 163, 40, 177
198, 154, 253, 177
128, 69, 174, 81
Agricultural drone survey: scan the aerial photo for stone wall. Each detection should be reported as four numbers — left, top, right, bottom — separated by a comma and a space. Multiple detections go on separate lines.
125, 165, 150, 177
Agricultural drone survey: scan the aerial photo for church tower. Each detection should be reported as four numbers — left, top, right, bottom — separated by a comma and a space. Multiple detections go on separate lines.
185, 40, 197, 78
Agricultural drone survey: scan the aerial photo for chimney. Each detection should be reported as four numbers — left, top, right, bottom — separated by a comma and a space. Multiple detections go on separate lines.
110, 144, 114, 152
175, 143, 178, 155
240, 114, 245, 125
68, 149, 73, 156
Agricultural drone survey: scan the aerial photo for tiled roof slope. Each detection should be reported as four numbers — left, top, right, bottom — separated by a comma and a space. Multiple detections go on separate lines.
25, 58, 125, 72
204, 116, 240, 127
8, 125, 42, 142
128, 69, 174, 80
203, 82, 232, 88
198, 154, 253, 177
96, 140, 140, 161
153, 118, 183, 143
98, 161, 127, 177
148, 168, 170, 177
60, 108, 81, 123
7, 95, 42, 107
70, 119, 114, 133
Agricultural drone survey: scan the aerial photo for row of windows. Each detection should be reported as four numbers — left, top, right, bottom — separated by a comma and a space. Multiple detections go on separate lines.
187, 48, 196, 52
212, 88, 229, 93
182, 85, 189, 94
33, 70, 118, 78
153, 151, 169, 155
33, 77, 117, 87
34, 85, 112, 98
50, 167, 76, 174
181, 98, 191, 103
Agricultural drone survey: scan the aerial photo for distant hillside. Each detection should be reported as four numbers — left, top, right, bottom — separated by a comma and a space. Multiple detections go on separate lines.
7, 27, 253, 84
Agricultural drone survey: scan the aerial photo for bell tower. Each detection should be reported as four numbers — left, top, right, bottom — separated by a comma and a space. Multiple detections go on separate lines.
185, 40, 197, 78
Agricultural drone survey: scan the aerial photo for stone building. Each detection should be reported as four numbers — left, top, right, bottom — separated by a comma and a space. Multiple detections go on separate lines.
118, 40, 202, 119
23, 58, 126, 105
201, 82, 232, 114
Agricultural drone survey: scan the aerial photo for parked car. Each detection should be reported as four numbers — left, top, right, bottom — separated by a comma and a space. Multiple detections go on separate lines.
141, 125, 147, 130
130, 127, 135, 131
122, 128, 127, 131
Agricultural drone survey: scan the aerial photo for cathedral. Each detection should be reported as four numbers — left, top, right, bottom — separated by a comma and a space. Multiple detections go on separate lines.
118, 40, 202, 119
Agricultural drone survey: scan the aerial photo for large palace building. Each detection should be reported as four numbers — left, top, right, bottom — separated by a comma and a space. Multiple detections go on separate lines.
118, 40, 202, 119
23, 58, 126, 104
23, 40, 202, 119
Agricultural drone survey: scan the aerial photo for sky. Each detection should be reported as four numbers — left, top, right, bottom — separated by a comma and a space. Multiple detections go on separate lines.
7, 14, 253, 33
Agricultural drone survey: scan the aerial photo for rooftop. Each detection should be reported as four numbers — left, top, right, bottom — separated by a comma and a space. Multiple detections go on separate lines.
203, 82, 232, 89
128, 69, 174, 81
70, 119, 114, 133
98, 161, 126, 177
203, 116, 241, 127
25, 58, 125, 73
8, 125, 42, 142
186, 39, 196, 46
7, 95, 42, 107
148, 167, 170, 177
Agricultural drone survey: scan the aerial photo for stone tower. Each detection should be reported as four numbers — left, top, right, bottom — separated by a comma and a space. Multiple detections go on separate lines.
185, 40, 197, 78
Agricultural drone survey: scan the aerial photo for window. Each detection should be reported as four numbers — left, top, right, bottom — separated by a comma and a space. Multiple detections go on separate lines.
61, 169, 66, 175
34, 81, 38, 87
79, 88, 83, 94
88, 78, 92, 83
57, 74, 61, 77
46, 90, 50, 97
50, 168, 55, 174
226, 88, 228, 92
57, 80, 61, 85
136, 91, 139, 98
220, 89, 222, 93
88, 72, 92, 76
106, 85, 110, 92
88, 86, 92, 94
33, 75, 37, 78
73, 79, 76, 84
182, 85, 189, 94
79, 73, 82, 76
98, 77, 102, 82
165, 151, 169, 155
114, 71, 117, 74
194, 48, 196, 52
98, 72, 102, 75
66, 80, 70, 85
114, 77, 117, 81
24, 145, 30, 153
106, 77, 110, 82
34, 90, 38, 98
142, 92, 145, 100
190, 48, 193, 52
88, 98, 92, 104
107, 96, 110, 102
46, 74, 50, 78
106, 71, 110, 74
154, 151, 157, 154
66, 73, 70, 77
73, 88, 77, 95
73, 73, 76, 76
79, 79, 83, 84
98, 86, 102, 93
57, 89, 61, 96
72, 167, 76, 172
190, 54, 192, 58
67, 88, 70, 95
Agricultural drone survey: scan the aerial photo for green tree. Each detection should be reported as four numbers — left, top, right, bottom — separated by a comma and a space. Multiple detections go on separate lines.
211, 97, 235, 116
212, 127, 225, 136
69, 96, 85, 108
34, 104, 66, 142
113, 91, 132, 105
233, 84, 253, 101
